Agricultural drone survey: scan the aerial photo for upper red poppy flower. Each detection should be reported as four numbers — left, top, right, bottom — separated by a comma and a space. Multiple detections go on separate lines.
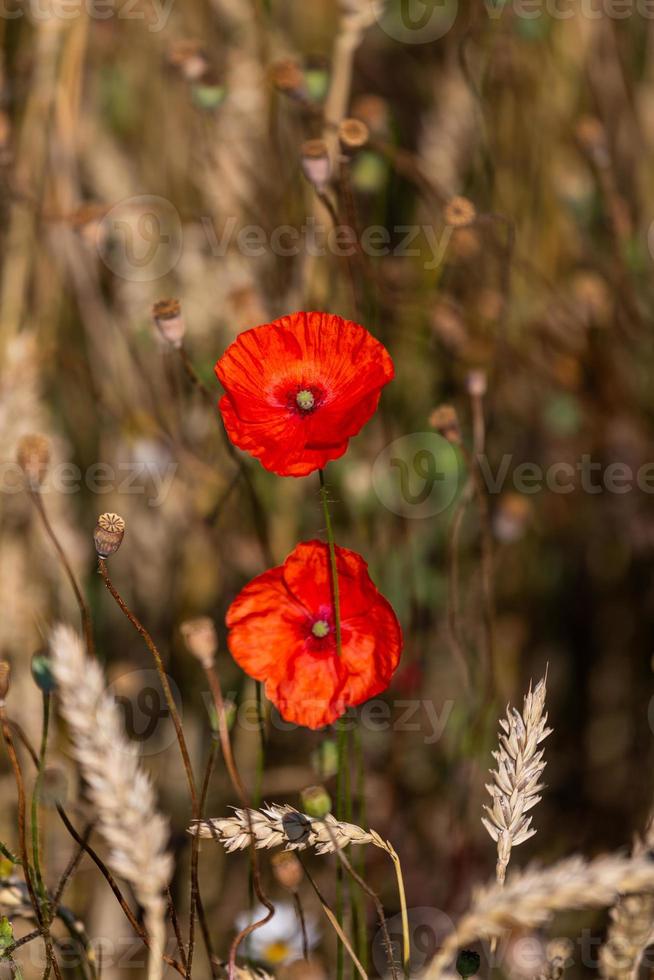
226, 540, 402, 729
215, 311, 394, 477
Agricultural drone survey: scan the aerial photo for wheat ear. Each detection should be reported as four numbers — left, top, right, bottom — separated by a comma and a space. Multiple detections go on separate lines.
425, 854, 654, 980
482, 675, 552, 883
600, 815, 654, 980
189, 804, 374, 854
50, 624, 173, 980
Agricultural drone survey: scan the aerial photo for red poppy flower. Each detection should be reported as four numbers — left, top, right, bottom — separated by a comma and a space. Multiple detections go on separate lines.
215, 311, 394, 477
226, 540, 402, 729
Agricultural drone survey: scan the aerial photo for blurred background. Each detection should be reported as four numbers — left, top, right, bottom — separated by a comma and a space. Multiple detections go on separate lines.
2, 0, 654, 975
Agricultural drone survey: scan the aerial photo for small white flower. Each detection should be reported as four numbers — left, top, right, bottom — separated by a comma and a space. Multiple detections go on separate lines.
235, 901, 320, 967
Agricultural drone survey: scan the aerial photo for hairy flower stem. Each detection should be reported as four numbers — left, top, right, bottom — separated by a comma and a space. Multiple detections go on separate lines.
319, 468, 351, 980
28, 489, 95, 657
30, 692, 51, 919
0, 704, 62, 979
318, 469, 343, 656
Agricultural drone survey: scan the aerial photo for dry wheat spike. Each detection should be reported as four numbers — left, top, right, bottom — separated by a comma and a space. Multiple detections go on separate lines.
189, 804, 376, 855
425, 854, 654, 980
482, 675, 552, 883
51, 624, 173, 980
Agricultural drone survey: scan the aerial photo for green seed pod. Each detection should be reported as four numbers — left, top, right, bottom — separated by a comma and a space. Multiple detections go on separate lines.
301, 784, 332, 819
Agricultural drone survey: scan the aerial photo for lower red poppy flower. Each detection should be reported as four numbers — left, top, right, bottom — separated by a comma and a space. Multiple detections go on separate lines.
215, 311, 394, 477
226, 540, 402, 729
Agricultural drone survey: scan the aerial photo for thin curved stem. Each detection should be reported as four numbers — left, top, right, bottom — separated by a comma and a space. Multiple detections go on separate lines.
28, 489, 95, 657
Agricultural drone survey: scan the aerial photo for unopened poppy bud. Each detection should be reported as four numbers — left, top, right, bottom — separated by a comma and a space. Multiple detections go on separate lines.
300, 140, 331, 194
270, 58, 306, 100
338, 118, 369, 154
31, 651, 56, 694
466, 369, 487, 398
152, 299, 185, 349
429, 404, 461, 445
180, 617, 218, 669
301, 785, 331, 819
94, 513, 125, 559
0, 662, 10, 703
16, 434, 50, 488
443, 195, 476, 228
456, 950, 480, 979
271, 851, 304, 892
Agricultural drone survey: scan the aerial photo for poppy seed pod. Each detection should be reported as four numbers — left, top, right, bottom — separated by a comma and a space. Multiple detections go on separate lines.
300, 140, 331, 194
338, 118, 369, 154
270, 58, 306, 100
0, 662, 10, 702
301, 785, 332, 819
180, 617, 218, 669
94, 513, 126, 559
271, 851, 304, 892
32, 652, 57, 694
443, 195, 477, 228
429, 404, 461, 445
152, 298, 185, 349
16, 434, 50, 488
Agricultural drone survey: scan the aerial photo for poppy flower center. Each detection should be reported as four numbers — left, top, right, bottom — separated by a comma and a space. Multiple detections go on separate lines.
296, 389, 315, 411
311, 619, 330, 638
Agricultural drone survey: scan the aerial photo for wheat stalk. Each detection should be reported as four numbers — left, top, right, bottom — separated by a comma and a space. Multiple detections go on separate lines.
189, 804, 375, 855
50, 624, 173, 980
482, 675, 552, 883
425, 854, 654, 980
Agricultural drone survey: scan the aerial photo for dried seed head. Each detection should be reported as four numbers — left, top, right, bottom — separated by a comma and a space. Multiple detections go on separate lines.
94, 513, 126, 559
301, 785, 331, 819
429, 404, 461, 445
152, 299, 185, 349
300, 140, 331, 193
270, 58, 306, 99
444, 195, 477, 228
0, 661, 10, 702
466, 369, 487, 398
338, 118, 369, 153
180, 617, 218, 669
16, 434, 50, 487
271, 850, 304, 892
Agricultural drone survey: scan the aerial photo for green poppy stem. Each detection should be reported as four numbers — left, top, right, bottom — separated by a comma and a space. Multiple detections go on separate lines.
318, 469, 343, 657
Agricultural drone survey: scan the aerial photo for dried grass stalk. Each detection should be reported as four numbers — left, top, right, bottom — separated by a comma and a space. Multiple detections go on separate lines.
426, 855, 654, 980
189, 804, 374, 855
50, 624, 173, 980
482, 675, 552, 882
